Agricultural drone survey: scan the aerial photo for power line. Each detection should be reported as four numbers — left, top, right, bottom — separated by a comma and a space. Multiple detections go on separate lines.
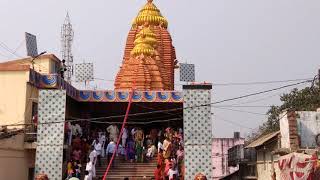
213, 105, 272, 108
10, 39, 25, 59
214, 107, 267, 116
225, 93, 281, 106
94, 77, 313, 87
212, 114, 256, 130
134, 103, 183, 118
0, 41, 22, 58
224, 81, 310, 107
211, 80, 311, 105
90, 117, 182, 125
212, 78, 312, 86
2, 78, 312, 127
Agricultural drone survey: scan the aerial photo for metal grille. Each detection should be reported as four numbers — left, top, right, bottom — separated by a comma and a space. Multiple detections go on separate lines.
180, 63, 195, 82
25, 32, 38, 57
74, 63, 94, 82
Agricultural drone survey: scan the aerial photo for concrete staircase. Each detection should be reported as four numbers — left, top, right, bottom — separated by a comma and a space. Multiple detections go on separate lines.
95, 156, 156, 180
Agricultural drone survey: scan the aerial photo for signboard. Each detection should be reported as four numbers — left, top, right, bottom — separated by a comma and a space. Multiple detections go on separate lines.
25, 32, 38, 57
180, 63, 195, 82
74, 63, 94, 82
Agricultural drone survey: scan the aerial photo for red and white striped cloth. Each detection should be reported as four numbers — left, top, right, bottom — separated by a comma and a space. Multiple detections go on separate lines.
278, 153, 317, 180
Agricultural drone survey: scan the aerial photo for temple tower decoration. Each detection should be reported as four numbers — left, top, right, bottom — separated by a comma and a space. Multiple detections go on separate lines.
115, 0, 177, 90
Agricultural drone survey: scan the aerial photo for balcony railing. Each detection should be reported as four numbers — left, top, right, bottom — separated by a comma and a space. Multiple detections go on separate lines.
228, 145, 257, 166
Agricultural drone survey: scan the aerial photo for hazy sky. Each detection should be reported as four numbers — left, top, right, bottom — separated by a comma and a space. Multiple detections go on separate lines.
0, 0, 319, 137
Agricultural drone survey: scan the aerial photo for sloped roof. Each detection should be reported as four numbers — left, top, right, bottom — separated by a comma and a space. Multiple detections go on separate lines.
246, 131, 280, 148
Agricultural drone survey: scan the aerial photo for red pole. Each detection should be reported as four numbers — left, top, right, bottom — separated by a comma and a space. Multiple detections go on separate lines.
102, 88, 134, 180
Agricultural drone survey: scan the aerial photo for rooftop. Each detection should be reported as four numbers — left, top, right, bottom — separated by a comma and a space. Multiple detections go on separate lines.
0, 54, 61, 71
246, 131, 280, 148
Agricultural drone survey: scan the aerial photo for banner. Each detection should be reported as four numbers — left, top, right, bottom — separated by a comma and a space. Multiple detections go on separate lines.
278, 153, 317, 180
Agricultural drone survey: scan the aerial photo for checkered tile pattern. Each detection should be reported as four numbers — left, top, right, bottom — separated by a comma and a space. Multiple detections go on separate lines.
183, 87, 212, 179
183, 89, 211, 145
185, 145, 212, 179
35, 90, 66, 180
180, 63, 195, 82
74, 63, 94, 82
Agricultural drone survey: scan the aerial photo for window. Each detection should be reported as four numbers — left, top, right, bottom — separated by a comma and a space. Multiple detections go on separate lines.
31, 102, 38, 118
50, 61, 59, 74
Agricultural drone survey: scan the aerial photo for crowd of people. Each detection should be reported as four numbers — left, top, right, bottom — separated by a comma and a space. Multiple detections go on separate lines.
154, 127, 185, 180
63, 122, 185, 180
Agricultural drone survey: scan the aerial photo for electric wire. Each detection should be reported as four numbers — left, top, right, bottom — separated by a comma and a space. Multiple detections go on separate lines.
212, 114, 256, 130
0, 41, 22, 58
10, 39, 25, 59
94, 77, 313, 87
213, 107, 267, 116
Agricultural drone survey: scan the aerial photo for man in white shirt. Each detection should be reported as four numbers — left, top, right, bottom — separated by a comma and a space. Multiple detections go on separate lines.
107, 124, 119, 142
106, 140, 116, 167
93, 137, 102, 167
85, 158, 93, 180
88, 147, 97, 178
122, 126, 128, 147
99, 132, 106, 157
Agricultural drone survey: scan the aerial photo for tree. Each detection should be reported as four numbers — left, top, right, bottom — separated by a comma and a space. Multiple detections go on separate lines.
248, 82, 320, 141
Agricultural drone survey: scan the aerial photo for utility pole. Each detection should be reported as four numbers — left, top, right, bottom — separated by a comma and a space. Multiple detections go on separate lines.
61, 13, 74, 83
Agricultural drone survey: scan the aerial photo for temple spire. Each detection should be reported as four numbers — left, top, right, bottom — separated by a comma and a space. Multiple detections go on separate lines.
114, 0, 176, 90
132, 0, 168, 28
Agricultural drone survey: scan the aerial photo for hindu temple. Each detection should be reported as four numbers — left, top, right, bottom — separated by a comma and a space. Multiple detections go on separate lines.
115, 0, 178, 91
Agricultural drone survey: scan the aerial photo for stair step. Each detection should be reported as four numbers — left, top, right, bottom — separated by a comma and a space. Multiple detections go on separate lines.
95, 158, 157, 179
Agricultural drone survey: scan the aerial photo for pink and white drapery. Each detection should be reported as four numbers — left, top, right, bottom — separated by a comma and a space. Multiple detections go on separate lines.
278, 153, 317, 180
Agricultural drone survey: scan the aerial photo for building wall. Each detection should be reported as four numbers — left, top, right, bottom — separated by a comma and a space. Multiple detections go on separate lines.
0, 70, 29, 127
256, 142, 280, 180
212, 138, 245, 179
0, 56, 58, 128
280, 112, 290, 149
0, 55, 60, 180
33, 57, 59, 74
256, 151, 280, 180
296, 111, 320, 148
0, 134, 34, 180
281, 110, 320, 149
